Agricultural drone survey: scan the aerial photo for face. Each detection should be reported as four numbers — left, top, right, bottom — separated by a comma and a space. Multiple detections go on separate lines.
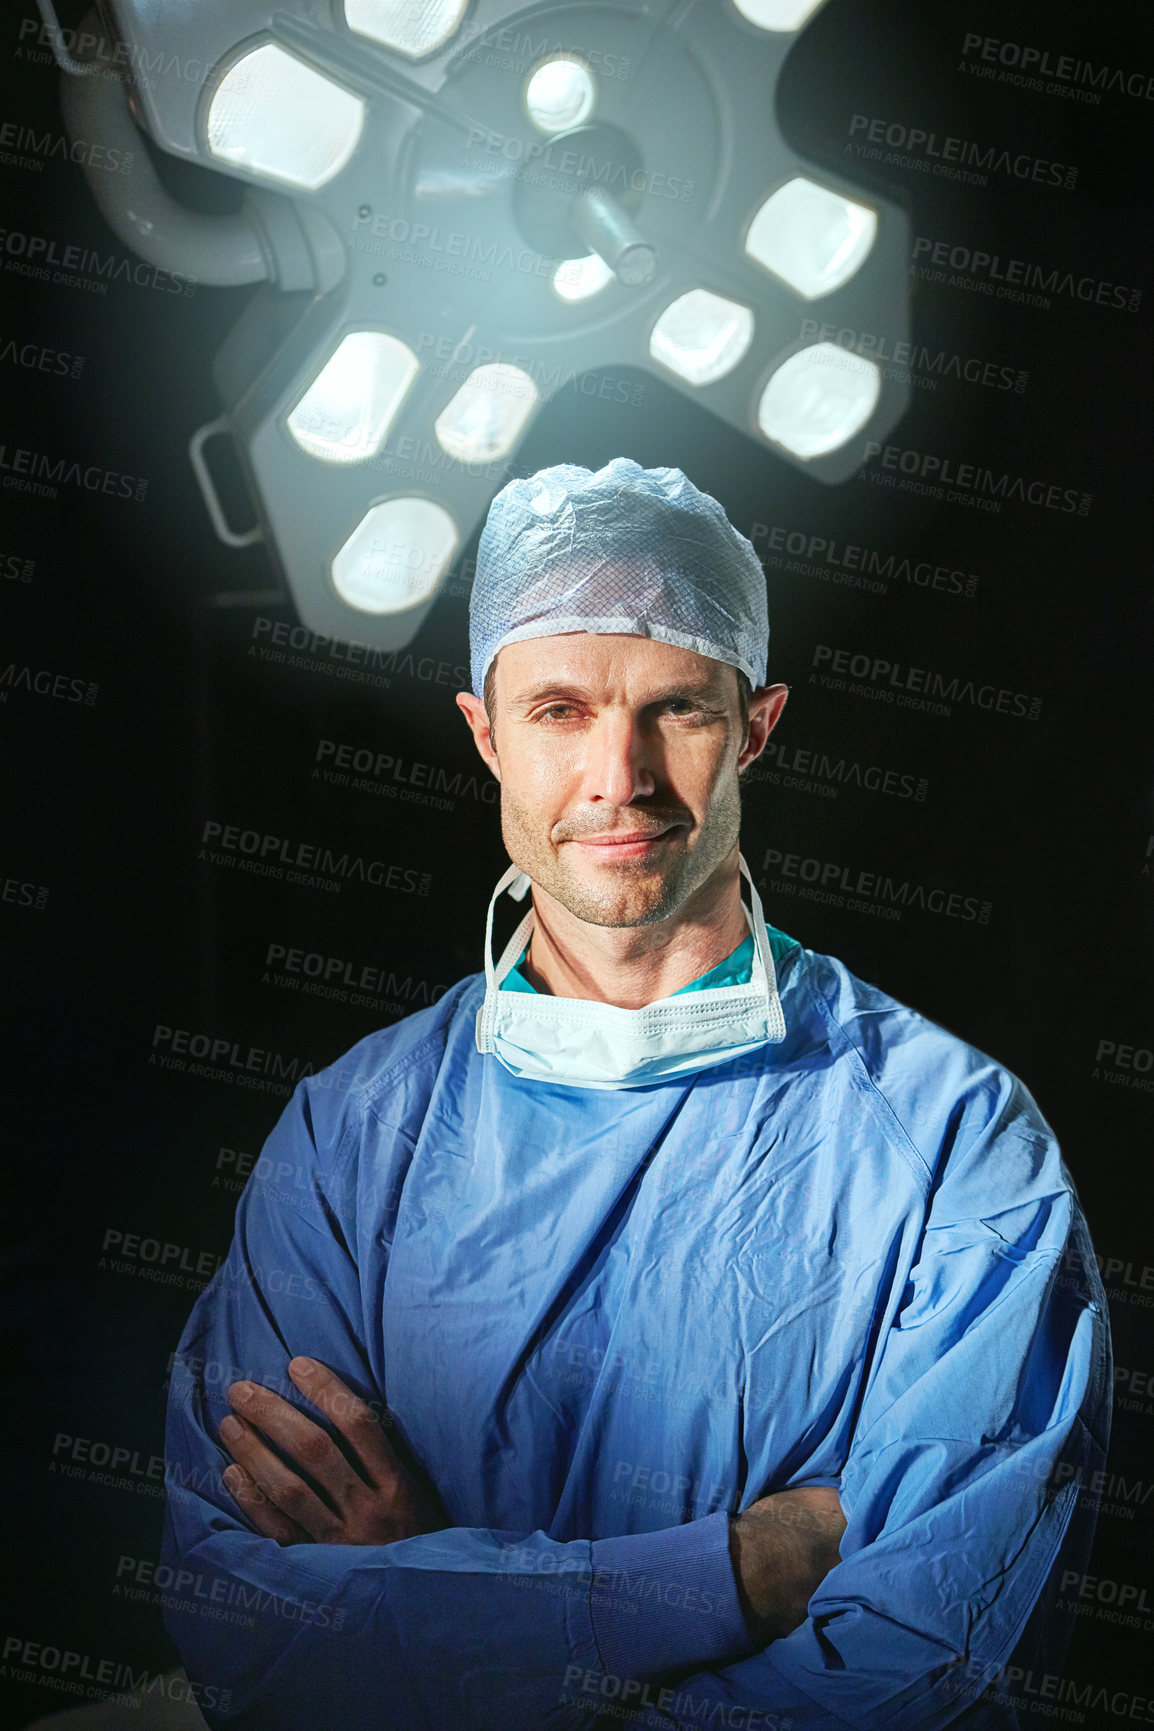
456, 633, 786, 929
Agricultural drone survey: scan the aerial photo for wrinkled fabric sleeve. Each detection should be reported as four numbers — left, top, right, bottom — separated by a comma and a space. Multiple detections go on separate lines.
573, 1076, 1112, 1731
160, 1081, 752, 1731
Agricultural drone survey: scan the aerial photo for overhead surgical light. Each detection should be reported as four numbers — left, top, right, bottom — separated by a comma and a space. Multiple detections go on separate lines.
344, 0, 468, 57
649, 291, 754, 386
745, 177, 877, 298
206, 44, 365, 190
57, 0, 912, 653
525, 58, 596, 133
552, 253, 616, 302
756, 344, 881, 458
287, 331, 419, 463
731, 0, 830, 30
332, 498, 458, 613
435, 365, 540, 463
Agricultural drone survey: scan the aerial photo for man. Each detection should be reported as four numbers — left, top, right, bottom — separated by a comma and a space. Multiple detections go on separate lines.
161, 459, 1110, 1731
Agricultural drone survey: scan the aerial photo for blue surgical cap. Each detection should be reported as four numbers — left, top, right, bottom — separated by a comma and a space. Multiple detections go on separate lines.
469, 458, 769, 697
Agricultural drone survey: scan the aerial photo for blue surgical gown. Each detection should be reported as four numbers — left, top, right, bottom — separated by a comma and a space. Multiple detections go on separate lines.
160, 926, 1110, 1731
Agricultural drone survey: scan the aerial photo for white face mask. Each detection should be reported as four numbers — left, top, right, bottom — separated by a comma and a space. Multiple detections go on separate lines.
474, 854, 787, 1090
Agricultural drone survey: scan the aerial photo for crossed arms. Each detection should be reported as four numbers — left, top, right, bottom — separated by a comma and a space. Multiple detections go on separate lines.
160, 1075, 1109, 1731
218, 1355, 846, 1644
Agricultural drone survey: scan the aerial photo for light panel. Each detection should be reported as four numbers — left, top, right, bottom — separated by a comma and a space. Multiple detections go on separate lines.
331, 498, 458, 612
745, 177, 876, 298
525, 58, 596, 132
344, 0, 468, 57
287, 332, 419, 464
756, 343, 880, 458
552, 253, 616, 302
731, 0, 828, 29
649, 290, 754, 386
435, 364, 540, 462
206, 45, 364, 190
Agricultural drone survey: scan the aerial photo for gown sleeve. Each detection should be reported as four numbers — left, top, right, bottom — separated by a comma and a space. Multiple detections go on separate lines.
159, 1079, 754, 1731
568, 1070, 1112, 1731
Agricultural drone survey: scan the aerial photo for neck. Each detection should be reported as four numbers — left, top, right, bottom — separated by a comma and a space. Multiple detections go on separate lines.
519, 852, 750, 1008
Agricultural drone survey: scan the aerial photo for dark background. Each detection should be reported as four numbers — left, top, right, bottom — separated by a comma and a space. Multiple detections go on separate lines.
1, 0, 1151, 1725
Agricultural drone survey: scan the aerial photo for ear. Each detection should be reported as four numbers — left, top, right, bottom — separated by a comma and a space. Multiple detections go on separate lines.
455, 691, 501, 781
738, 684, 789, 774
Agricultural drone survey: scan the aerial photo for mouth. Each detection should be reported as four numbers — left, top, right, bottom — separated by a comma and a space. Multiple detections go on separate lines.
565, 826, 678, 861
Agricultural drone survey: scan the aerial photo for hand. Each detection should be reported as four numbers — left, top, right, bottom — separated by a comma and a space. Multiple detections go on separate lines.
219, 1356, 447, 1546
728, 1485, 846, 1643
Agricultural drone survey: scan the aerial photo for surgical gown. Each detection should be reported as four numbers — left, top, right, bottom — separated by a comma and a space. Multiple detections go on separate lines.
160, 926, 1110, 1731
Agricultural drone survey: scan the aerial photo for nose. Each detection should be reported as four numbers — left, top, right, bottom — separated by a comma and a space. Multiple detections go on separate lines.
582, 708, 658, 806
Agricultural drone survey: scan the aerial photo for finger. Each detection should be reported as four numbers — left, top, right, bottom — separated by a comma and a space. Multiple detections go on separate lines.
222, 1462, 307, 1546
227, 1379, 360, 1501
219, 1412, 343, 1541
287, 1358, 400, 1484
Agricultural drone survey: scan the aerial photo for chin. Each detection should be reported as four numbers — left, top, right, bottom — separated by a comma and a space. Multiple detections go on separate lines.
565, 870, 679, 928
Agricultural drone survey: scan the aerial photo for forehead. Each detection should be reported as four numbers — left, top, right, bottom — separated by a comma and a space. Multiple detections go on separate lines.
493, 632, 734, 697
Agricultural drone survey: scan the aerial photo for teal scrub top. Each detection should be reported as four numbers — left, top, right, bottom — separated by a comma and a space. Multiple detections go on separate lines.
502, 931, 757, 995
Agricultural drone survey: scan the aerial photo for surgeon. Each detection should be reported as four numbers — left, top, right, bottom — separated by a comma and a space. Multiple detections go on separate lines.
161, 458, 1110, 1731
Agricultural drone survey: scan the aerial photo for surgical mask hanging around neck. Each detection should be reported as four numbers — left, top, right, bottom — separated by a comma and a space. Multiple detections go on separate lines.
474, 855, 787, 1090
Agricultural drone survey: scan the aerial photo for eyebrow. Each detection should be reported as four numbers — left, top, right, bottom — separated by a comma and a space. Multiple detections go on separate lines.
509, 678, 729, 709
